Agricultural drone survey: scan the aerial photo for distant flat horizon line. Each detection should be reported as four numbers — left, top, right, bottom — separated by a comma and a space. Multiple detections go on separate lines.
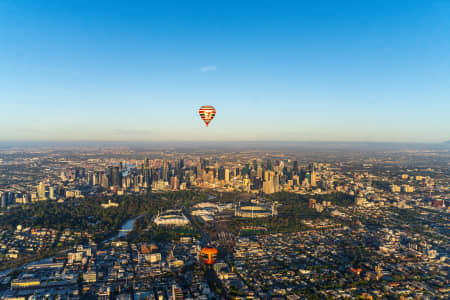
0, 139, 448, 145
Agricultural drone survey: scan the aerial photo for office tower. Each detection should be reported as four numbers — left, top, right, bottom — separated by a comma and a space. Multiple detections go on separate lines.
111, 166, 121, 187
304, 172, 311, 186
208, 170, 214, 183
162, 160, 169, 181
101, 173, 109, 188
225, 168, 230, 183
74, 167, 85, 179
218, 166, 225, 180
37, 182, 47, 200
178, 159, 184, 170
151, 170, 159, 184
137, 174, 143, 187
263, 180, 274, 194
200, 158, 207, 170
264, 170, 275, 182
266, 159, 272, 170
171, 176, 179, 190
264, 170, 269, 182
120, 160, 127, 170
48, 187, 55, 200
311, 169, 317, 187
274, 173, 280, 192
92, 172, 99, 185
143, 158, 150, 186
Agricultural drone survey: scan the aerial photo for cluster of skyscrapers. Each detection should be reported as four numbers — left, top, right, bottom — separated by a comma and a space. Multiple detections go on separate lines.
10, 158, 322, 205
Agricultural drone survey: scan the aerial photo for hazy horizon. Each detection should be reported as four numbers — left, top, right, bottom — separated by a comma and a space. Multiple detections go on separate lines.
1, 140, 449, 153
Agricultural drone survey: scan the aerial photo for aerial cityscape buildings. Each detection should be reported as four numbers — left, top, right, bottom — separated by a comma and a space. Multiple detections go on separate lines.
0, 145, 448, 298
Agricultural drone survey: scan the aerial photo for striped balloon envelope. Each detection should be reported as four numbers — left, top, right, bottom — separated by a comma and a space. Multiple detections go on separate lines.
198, 105, 216, 126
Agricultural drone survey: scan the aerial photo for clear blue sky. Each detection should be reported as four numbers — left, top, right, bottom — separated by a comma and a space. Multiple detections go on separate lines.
0, 1, 449, 142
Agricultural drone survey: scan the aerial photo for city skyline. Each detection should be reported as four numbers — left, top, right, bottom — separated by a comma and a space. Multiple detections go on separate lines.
0, 146, 448, 298
1, 1, 450, 142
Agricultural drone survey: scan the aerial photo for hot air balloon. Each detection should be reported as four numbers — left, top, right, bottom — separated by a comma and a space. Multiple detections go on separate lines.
198, 105, 216, 126
200, 246, 218, 264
